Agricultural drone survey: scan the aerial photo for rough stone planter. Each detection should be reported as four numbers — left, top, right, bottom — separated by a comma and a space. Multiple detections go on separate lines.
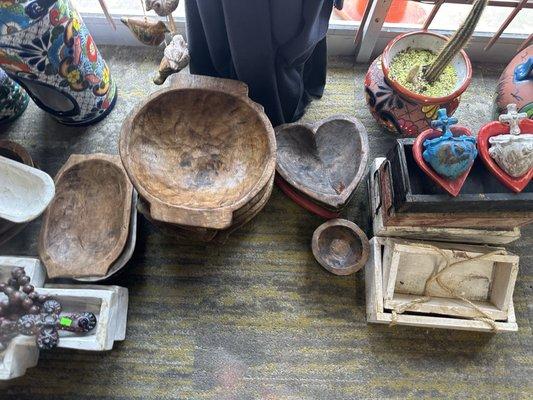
364, 30, 472, 137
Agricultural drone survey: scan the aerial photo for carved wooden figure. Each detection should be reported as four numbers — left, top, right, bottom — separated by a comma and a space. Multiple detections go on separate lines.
39, 154, 133, 279
145, 0, 179, 16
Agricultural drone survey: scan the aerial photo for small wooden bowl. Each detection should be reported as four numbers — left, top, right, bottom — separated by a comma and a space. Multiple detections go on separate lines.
39, 154, 133, 278
120, 74, 276, 230
0, 140, 34, 167
312, 219, 370, 276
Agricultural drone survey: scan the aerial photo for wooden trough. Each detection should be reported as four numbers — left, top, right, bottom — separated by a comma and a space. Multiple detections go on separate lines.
39, 154, 133, 278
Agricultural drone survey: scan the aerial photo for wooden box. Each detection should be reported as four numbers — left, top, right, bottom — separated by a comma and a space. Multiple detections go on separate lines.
368, 159, 521, 245
388, 139, 533, 213
365, 237, 518, 332
375, 159, 533, 230
381, 239, 519, 320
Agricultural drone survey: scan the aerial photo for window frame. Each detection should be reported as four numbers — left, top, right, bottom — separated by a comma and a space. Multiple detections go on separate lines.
81, 1, 531, 63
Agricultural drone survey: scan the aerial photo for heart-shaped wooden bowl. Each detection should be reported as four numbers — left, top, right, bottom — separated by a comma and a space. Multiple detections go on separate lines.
39, 154, 133, 278
120, 74, 276, 230
477, 119, 533, 193
413, 126, 474, 197
275, 115, 369, 210
274, 175, 340, 219
312, 219, 370, 276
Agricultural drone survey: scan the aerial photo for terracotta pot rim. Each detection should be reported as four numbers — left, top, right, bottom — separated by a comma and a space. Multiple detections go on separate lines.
381, 30, 473, 105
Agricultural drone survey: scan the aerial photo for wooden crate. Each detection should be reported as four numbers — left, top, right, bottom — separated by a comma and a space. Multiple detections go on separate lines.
375, 159, 533, 229
381, 238, 519, 321
365, 237, 518, 332
387, 139, 533, 213
368, 159, 521, 245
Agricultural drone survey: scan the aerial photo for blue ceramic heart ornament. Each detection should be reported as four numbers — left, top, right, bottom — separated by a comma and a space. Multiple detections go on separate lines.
422, 109, 478, 180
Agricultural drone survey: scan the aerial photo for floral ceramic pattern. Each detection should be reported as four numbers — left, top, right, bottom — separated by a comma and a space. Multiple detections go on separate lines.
0, 0, 116, 125
0, 67, 29, 124
495, 46, 532, 119
364, 57, 460, 137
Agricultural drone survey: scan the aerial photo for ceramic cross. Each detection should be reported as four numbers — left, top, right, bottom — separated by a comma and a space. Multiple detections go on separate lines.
499, 104, 528, 135
430, 108, 458, 137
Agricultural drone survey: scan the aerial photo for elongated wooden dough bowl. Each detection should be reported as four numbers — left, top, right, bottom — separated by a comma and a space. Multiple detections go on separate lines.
120, 74, 276, 230
0, 155, 54, 224
0, 141, 36, 246
39, 154, 133, 278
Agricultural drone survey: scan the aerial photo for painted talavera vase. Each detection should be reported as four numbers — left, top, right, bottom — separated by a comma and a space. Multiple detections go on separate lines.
0, 68, 29, 124
495, 45, 532, 119
0, 0, 117, 126
364, 31, 472, 137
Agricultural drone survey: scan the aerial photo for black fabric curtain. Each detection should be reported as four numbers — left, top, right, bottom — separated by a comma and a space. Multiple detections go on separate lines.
185, 0, 341, 127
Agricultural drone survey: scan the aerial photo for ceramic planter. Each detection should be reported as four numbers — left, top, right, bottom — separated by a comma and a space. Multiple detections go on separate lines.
0, 0, 117, 126
364, 31, 472, 137
0, 68, 29, 124
494, 45, 532, 119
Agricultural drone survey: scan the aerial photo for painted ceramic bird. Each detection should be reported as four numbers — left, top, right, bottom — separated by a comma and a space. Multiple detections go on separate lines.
154, 34, 190, 85
145, 0, 180, 17
121, 17, 169, 46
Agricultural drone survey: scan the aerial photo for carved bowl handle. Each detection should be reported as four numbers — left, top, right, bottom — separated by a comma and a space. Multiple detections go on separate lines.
149, 202, 234, 230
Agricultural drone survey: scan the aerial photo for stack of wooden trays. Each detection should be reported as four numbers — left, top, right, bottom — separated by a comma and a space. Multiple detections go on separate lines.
120, 74, 276, 243
368, 139, 533, 245
0, 140, 55, 247
38, 154, 137, 281
275, 116, 369, 218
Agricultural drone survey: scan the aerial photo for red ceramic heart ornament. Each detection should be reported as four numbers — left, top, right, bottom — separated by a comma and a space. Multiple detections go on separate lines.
413, 126, 474, 197
477, 119, 533, 193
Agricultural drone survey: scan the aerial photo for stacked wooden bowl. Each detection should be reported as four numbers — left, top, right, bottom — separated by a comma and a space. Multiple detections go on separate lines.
120, 74, 276, 242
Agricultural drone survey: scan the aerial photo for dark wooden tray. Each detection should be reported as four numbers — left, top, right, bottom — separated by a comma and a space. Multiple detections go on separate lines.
388, 139, 533, 213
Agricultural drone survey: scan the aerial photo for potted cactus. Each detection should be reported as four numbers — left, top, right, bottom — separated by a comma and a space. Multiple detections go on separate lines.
365, 0, 488, 137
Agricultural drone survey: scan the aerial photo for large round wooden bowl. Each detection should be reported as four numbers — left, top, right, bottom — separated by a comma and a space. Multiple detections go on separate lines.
120, 74, 276, 230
